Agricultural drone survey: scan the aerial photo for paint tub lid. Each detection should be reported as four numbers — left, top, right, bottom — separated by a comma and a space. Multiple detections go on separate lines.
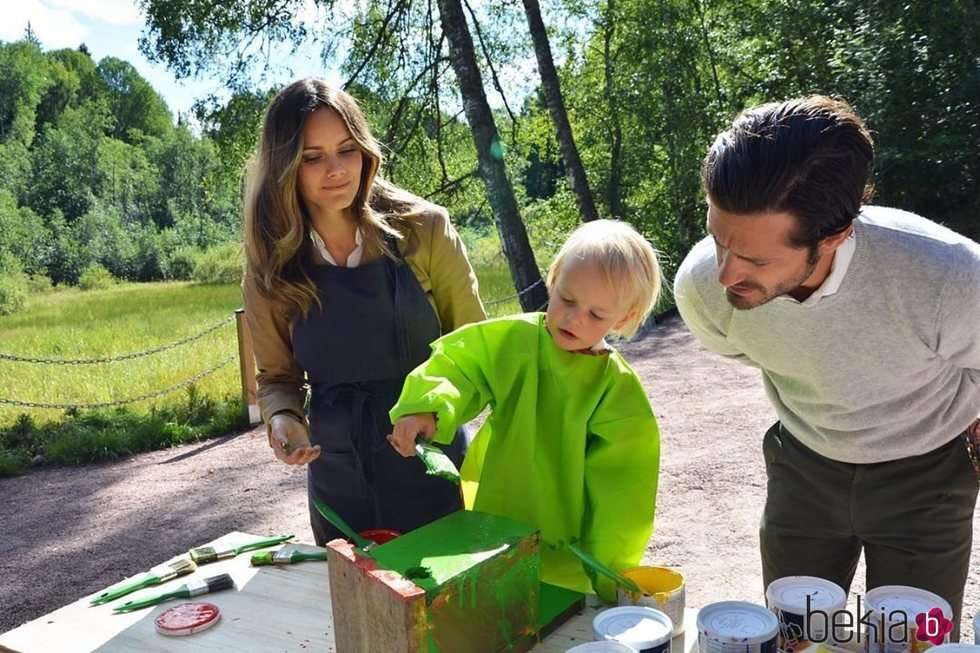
567, 641, 640, 652
929, 646, 980, 653
697, 601, 779, 644
864, 586, 952, 621
593, 606, 673, 648
766, 576, 847, 612
155, 602, 221, 637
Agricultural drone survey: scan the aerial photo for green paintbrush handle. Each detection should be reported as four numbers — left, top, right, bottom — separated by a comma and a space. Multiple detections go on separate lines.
251, 549, 328, 566
566, 543, 643, 593
113, 574, 234, 613
90, 558, 196, 605
312, 498, 374, 550
233, 534, 294, 554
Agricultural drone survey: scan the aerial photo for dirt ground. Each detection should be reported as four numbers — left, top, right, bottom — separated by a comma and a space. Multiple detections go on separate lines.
1, 315, 977, 642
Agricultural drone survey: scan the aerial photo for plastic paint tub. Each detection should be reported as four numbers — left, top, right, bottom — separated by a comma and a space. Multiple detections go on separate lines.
618, 566, 687, 636
593, 606, 673, 653
357, 529, 401, 545
863, 586, 953, 653
765, 575, 847, 649
929, 646, 980, 653
697, 601, 779, 653
567, 641, 640, 653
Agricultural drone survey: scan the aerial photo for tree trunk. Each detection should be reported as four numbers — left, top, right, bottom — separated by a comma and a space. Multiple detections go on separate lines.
521, 0, 600, 223
602, 0, 623, 219
436, 0, 548, 312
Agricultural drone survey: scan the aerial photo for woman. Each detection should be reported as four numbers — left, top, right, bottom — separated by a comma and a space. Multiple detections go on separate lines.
242, 78, 486, 545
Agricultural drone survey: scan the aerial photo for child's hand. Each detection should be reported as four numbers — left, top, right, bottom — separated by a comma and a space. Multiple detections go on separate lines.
388, 413, 437, 457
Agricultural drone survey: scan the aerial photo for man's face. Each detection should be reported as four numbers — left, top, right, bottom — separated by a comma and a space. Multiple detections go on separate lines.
706, 204, 823, 310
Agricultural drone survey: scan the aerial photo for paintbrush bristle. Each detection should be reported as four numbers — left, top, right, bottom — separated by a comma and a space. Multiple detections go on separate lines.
168, 557, 196, 574
206, 573, 235, 592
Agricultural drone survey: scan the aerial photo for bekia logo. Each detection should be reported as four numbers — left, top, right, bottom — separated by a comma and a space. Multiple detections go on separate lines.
914, 608, 953, 646
801, 595, 952, 646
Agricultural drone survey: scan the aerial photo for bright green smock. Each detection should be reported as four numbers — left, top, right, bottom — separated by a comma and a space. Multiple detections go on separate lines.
390, 313, 660, 599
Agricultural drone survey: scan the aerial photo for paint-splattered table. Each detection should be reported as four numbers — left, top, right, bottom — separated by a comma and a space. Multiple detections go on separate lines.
0, 530, 699, 653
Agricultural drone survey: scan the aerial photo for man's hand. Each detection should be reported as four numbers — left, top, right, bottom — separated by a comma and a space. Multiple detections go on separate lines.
267, 412, 321, 465
388, 413, 437, 457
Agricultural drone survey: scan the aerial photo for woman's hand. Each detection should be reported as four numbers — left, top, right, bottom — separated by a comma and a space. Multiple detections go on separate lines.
388, 413, 436, 457
267, 412, 321, 465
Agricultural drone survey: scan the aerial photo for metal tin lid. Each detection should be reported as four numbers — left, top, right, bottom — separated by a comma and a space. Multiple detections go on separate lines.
567, 641, 640, 652
593, 606, 673, 648
864, 586, 952, 621
155, 602, 221, 637
697, 601, 779, 644
766, 576, 847, 612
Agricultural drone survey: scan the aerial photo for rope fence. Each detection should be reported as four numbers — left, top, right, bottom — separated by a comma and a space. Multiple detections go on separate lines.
0, 314, 258, 422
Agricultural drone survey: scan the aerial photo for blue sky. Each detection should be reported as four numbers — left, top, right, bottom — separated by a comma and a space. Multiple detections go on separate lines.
0, 0, 336, 121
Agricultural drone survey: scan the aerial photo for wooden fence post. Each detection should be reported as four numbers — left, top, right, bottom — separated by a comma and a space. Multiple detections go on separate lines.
235, 308, 260, 424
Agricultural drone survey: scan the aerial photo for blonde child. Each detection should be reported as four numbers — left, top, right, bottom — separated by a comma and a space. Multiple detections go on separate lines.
388, 219, 661, 600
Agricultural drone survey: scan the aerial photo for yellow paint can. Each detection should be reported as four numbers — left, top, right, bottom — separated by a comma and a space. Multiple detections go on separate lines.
617, 566, 686, 636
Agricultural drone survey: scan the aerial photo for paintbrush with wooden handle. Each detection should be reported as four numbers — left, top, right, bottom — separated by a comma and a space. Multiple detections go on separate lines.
89, 557, 197, 605
112, 573, 235, 613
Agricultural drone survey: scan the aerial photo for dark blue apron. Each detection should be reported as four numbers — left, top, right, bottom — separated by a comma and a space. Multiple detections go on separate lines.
292, 238, 465, 545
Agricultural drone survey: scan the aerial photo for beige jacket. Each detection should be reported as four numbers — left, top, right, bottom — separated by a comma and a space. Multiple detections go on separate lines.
242, 208, 486, 423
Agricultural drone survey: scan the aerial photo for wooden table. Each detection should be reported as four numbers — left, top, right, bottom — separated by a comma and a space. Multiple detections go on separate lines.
0, 531, 700, 652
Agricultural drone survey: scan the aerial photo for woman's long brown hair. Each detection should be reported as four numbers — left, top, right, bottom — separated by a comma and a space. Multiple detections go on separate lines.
243, 78, 433, 319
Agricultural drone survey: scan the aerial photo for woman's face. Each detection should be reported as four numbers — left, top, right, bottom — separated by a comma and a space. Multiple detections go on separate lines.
297, 108, 364, 220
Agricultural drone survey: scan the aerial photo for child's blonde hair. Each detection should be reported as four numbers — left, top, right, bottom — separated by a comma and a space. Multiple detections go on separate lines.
546, 219, 662, 339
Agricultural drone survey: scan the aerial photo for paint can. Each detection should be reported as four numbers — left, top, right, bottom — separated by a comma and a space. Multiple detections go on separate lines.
697, 601, 779, 653
592, 606, 673, 653
357, 529, 401, 545
618, 566, 687, 636
766, 575, 847, 650
928, 646, 980, 653
863, 586, 953, 653
567, 641, 640, 652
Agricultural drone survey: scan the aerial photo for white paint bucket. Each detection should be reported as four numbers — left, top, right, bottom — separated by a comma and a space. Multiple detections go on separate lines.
593, 606, 673, 653
697, 601, 779, 653
863, 586, 953, 653
929, 646, 980, 653
766, 575, 848, 650
618, 566, 686, 636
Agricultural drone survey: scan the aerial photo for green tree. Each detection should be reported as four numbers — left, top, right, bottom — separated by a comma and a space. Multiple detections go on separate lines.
97, 57, 173, 141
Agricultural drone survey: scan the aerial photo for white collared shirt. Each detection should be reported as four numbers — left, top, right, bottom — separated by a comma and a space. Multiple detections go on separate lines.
780, 230, 856, 305
310, 227, 364, 267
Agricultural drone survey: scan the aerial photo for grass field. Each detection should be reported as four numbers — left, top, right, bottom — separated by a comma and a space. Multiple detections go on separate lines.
0, 264, 531, 430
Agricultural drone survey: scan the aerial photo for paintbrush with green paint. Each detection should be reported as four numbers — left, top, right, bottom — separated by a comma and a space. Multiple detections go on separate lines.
311, 498, 376, 553
89, 557, 197, 606
415, 437, 461, 483
188, 534, 294, 564
566, 542, 643, 593
112, 573, 235, 613
250, 548, 328, 566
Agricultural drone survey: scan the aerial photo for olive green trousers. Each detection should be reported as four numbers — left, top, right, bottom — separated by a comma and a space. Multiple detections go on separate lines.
760, 422, 979, 641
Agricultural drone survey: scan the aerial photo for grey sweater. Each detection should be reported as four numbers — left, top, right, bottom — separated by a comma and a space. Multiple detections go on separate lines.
675, 206, 980, 463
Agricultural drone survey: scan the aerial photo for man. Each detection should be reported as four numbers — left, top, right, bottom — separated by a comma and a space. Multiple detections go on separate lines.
674, 95, 980, 638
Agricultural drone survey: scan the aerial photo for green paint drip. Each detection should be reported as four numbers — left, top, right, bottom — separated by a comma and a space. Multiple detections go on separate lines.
415, 439, 461, 483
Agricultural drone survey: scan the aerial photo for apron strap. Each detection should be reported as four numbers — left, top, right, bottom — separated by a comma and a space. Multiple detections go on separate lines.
383, 232, 412, 365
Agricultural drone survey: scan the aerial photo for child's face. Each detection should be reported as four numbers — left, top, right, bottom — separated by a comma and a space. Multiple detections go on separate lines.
546, 260, 635, 351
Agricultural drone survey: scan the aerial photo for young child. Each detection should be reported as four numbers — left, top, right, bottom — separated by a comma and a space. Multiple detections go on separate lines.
388, 219, 661, 600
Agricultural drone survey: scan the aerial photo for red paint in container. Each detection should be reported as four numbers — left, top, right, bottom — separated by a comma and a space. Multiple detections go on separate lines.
357, 529, 401, 545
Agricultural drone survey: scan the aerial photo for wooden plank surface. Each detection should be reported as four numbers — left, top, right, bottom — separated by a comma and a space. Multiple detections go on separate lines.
0, 532, 336, 653
0, 530, 701, 653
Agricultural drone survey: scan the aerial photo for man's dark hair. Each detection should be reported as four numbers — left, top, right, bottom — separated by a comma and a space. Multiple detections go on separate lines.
702, 95, 875, 249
